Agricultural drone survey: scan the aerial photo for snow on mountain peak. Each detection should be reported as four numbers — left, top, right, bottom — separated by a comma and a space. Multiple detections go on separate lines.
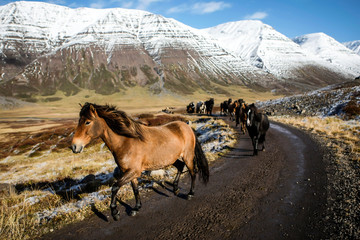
202, 20, 336, 77
1, 1, 271, 88
343, 40, 360, 56
0, 1, 357, 94
294, 33, 360, 76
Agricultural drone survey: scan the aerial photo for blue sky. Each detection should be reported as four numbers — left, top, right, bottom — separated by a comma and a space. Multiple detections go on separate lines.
1, 0, 359, 42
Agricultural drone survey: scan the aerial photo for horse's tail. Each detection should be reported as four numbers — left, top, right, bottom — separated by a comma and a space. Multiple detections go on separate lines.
193, 130, 209, 184
259, 114, 270, 144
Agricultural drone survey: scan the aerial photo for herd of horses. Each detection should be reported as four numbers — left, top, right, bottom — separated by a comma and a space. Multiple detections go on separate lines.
70, 100, 269, 221
187, 98, 270, 155
186, 98, 214, 116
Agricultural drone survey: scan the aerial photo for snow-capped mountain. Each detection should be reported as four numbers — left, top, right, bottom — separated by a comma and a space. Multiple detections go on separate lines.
202, 20, 356, 80
0, 1, 276, 96
293, 33, 360, 76
343, 40, 360, 56
0, 1, 355, 97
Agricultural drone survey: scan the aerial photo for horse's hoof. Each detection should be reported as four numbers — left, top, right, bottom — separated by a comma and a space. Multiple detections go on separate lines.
174, 188, 180, 196
112, 213, 120, 221
187, 194, 194, 200
130, 210, 138, 216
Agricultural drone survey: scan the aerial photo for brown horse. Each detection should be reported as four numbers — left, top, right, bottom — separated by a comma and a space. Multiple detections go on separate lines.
71, 103, 209, 220
236, 102, 248, 134
228, 100, 238, 121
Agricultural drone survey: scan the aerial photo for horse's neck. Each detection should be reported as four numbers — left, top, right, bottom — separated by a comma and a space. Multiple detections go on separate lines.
254, 111, 262, 121
101, 125, 128, 154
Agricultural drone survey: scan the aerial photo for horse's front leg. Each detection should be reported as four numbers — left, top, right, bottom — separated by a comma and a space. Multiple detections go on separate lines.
254, 138, 259, 155
130, 179, 141, 216
250, 136, 258, 156
110, 171, 137, 221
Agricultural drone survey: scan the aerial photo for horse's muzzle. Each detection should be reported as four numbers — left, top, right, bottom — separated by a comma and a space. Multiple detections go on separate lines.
71, 144, 83, 154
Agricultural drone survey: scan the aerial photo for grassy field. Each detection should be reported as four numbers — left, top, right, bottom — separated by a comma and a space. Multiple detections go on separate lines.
1, 84, 279, 239
271, 116, 360, 161
1, 85, 280, 119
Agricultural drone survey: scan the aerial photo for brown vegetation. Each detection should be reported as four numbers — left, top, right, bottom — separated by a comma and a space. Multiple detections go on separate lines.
0, 112, 236, 240
343, 100, 360, 119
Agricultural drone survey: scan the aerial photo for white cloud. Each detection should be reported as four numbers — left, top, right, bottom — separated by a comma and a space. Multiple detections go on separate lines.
167, 1, 231, 15
167, 4, 187, 14
192, 1, 231, 14
244, 11, 268, 20
136, 0, 164, 10
89, 0, 106, 8
120, 1, 134, 8
110, 0, 134, 8
47, 0, 67, 5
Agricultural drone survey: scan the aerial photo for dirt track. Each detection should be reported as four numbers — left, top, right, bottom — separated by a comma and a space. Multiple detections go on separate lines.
42, 120, 327, 240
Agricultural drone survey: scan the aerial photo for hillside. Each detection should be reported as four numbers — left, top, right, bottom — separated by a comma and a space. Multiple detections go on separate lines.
258, 79, 360, 119
343, 40, 360, 55
0, 1, 356, 99
202, 21, 354, 91
0, 1, 276, 99
293, 33, 360, 77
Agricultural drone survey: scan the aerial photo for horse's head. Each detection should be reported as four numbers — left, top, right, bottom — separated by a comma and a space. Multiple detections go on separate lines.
234, 100, 240, 108
246, 104, 257, 127
71, 103, 104, 153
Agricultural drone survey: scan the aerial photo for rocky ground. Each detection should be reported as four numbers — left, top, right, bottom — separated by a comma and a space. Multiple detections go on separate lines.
258, 79, 360, 119
257, 79, 360, 239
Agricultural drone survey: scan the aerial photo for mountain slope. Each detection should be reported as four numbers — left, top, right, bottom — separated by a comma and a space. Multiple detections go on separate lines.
0, 2, 355, 98
293, 33, 360, 76
343, 40, 360, 56
0, 1, 277, 97
202, 20, 351, 91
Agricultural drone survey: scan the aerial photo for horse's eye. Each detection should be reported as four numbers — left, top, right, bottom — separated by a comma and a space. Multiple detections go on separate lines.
85, 121, 91, 125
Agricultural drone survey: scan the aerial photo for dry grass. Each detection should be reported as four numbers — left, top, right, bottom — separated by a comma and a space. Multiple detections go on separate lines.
1, 85, 280, 120
0, 85, 278, 239
0, 111, 237, 239
271, 116, 360, 161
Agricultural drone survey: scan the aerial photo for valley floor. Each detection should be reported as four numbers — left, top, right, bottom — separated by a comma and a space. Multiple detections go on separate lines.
41, 119, 332, 240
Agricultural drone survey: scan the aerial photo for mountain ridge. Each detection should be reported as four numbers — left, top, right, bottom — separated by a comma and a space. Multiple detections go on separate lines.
0, 1, 356, 99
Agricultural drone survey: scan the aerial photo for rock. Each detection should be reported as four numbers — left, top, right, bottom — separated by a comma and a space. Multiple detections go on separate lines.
149, 170, 166, 180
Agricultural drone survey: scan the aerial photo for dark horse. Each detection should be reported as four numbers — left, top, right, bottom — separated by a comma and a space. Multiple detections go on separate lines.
235, 100, 248, 134
186, 102, 195, 113
205, 98, 214, 116
246, 103, 270, 156
71, 103, 209, 220
220, 98, 232, 116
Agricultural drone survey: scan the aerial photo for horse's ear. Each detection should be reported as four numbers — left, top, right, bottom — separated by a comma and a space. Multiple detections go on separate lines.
89, 104, 98, 118
79, 103, 83, 108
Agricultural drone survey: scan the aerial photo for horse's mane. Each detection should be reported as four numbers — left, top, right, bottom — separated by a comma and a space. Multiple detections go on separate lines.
80, 102, 145, 141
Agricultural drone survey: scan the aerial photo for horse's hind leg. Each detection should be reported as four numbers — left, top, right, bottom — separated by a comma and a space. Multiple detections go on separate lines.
183, 157, 196, 200
187, 169, 196, 200
172, 160, 185, 196
260, 134, 266, 151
